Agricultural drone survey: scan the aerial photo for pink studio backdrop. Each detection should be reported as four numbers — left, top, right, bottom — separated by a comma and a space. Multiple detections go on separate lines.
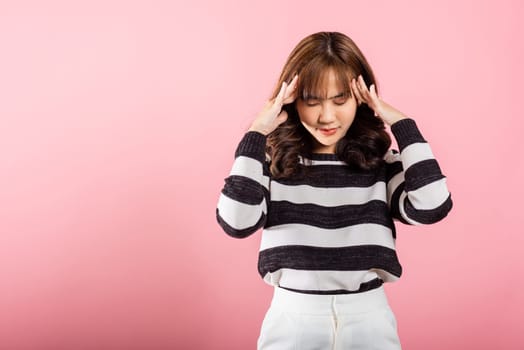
1, 0, 522, 349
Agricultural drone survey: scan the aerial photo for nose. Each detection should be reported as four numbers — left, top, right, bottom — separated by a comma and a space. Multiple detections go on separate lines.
318, 103, 336, 124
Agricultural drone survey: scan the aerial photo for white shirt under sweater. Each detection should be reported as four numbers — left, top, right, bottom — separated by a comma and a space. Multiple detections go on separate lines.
217, 118, 453, 294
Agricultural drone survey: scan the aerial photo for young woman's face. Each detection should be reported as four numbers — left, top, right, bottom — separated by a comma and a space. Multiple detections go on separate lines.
296, 69, 358, 154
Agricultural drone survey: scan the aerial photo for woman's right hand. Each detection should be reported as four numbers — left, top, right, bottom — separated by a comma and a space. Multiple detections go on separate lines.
248, 75, 298, 136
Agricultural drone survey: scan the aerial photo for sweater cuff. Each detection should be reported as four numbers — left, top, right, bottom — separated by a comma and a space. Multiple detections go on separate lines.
391, 118, 426, 152
235, 131, 267, 163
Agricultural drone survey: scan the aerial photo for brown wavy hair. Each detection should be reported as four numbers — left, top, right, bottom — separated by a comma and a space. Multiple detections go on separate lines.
266, 32, 392, 179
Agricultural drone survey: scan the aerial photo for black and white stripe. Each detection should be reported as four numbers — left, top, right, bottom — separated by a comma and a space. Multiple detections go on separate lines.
217, 119, 453, 293
385, 119, 453, 225
265, 200, 393, 230
259, 223, 396, 251
216, 132, 270, 238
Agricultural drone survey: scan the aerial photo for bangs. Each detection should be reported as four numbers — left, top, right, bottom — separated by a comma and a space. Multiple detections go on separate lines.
298, 59, 355, 100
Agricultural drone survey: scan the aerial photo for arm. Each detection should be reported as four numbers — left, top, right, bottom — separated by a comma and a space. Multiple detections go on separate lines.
217, 75, 298, 238
385, 118, 453, 225
216, 131, 271, 238
351, 75, 453, 224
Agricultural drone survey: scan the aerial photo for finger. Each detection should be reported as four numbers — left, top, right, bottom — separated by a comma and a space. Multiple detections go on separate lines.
288, 74, 298, 89
369, 85, 381, 117
369, 84, 380, 102
350, 79, 361, 104
369, 84, 376, 96
357, 75, 374, 103
357, 75, 370, 96
351, 78, 364, 105
358, 75, 368, 91
287, 74, 298, 93
266, 82, 288, 119
274, 81, 287, 106
284, 74, 299, 100
282, 93, 297, 105
283, 75, 298, 104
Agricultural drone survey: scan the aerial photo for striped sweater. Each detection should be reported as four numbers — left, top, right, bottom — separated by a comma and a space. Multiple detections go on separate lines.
216, 118, 453, 294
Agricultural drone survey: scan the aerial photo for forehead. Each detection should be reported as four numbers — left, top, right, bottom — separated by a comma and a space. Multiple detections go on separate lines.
300, 67, 353, 98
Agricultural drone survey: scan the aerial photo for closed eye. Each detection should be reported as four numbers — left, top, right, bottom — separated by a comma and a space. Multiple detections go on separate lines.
304, 98, 320, 106
333, 97, 348, 105
302, 91, 350, 106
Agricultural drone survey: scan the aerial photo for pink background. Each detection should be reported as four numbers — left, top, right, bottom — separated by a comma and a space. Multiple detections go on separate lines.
1, 0, 523, 349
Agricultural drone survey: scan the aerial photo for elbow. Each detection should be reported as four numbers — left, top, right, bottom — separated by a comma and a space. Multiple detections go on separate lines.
216, 209, 265, 239
404, 193, 453, 225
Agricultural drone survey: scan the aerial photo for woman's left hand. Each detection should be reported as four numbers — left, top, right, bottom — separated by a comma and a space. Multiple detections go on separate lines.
351, 75, 409, 126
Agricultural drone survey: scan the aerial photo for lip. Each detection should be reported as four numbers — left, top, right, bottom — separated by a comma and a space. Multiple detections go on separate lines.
318, 128, 338, 136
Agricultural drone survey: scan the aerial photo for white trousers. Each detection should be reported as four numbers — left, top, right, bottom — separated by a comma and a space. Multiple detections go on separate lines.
257, 286, 402, 350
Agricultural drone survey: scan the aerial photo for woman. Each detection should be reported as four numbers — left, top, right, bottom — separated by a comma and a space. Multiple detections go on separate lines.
216, 31, 452, 349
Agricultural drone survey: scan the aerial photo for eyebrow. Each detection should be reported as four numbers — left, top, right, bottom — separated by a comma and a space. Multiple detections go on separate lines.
303, 91, 349, 100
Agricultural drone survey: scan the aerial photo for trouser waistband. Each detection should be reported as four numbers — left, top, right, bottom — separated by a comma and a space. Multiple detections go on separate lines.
270, 285, 391, 315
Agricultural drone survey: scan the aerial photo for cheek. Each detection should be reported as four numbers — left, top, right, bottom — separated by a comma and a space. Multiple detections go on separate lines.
340, 104, 358, 121
296, 106, 317, 125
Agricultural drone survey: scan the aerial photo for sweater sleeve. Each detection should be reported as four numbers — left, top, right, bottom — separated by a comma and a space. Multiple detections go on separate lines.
385, 118, 453, 225
216, 131, 271, 238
